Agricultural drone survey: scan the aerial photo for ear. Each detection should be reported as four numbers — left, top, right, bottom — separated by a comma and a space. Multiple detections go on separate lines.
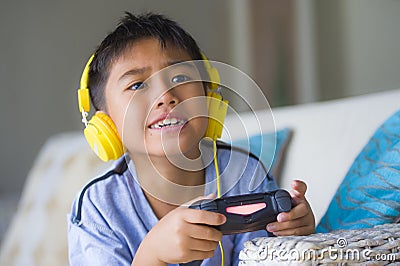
95, 110, 107, 116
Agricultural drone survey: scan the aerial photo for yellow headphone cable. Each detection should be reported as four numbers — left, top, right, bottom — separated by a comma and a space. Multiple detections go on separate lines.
212, 140, 225, 266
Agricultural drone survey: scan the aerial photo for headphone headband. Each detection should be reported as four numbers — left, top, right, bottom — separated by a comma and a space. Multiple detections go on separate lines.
200, 53, 220, 91
77, 54, 94, 113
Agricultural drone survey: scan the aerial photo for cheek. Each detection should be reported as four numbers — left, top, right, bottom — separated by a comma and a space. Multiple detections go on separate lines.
188, 96, 208, 134
198, 116, 208, 133
118, 101, 148, 150
177, 89, 208, 118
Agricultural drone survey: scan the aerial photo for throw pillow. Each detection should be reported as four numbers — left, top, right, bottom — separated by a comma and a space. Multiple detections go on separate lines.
231, 128, 293, 180
317, 110, 400, 232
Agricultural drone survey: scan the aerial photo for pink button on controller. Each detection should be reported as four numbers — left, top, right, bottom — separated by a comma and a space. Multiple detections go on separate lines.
226, 203, 266, 215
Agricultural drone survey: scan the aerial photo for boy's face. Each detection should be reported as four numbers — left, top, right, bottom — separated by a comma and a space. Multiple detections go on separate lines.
104, 38, 208, 162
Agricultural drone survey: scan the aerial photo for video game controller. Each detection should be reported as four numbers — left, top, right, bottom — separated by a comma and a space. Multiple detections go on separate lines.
189, 189, 292, 235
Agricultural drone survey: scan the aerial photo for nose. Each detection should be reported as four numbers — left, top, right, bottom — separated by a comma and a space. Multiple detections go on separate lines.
150, 74, 179, 109
156, 90, 178, 108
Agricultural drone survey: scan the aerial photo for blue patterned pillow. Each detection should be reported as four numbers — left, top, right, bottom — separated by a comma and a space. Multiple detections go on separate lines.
231, 128, 292, 179
317, 110, 400, 232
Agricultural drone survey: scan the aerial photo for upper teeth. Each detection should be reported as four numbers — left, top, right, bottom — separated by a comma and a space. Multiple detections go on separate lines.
150, 118, 185, 129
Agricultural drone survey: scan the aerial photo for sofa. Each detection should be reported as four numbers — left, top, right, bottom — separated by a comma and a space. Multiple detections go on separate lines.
1, 89, 399, 265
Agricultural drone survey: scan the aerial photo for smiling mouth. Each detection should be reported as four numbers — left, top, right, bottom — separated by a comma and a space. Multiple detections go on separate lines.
149, 118, 188, 129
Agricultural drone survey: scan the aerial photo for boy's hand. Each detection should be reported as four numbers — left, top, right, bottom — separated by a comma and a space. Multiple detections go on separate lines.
133, 194, 226, 265
266, 180, 315, 236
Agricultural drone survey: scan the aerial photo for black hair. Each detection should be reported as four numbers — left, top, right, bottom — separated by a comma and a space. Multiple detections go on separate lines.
88, 12, 204, 111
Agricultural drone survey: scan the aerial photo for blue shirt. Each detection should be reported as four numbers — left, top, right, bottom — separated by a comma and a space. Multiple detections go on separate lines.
68, 142, 278, 265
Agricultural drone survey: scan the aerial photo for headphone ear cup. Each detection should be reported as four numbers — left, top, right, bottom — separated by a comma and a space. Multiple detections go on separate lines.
84, 112, 124, 161
205, 92, 229, 140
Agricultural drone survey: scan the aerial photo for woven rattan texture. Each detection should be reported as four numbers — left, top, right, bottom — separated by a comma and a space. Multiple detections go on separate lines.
239, 223, 400, 265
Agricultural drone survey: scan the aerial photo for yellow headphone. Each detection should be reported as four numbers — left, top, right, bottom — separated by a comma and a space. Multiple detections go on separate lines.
78, 54, 124, 162
77, 53, 228, 161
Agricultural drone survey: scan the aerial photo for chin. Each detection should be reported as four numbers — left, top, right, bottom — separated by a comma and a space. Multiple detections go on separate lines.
149, 139, 202, 160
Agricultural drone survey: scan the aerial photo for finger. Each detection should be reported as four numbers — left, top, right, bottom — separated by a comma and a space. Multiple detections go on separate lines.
188, 238, 220, 252
291, 180, 307, 199
291, 195, 304, 207
184, 208, 226, 226
183, 250, 216, 262
187, 223, 223, 242
270, 225, 314, 236
181, 193, 216, 208
277, 202, 309, 222
266, 216, 309, 233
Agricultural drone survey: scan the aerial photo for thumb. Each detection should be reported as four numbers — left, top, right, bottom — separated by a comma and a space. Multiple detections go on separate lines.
290, 180, 307, 206
181, 193, 216, 208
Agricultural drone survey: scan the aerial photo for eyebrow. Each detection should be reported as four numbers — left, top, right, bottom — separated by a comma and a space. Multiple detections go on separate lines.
169, 60, 197, 69
117, 60, 197, 83
118, 67, 149, 83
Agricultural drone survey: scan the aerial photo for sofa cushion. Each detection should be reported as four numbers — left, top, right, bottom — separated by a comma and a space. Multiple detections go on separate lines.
317, 110, 400, 232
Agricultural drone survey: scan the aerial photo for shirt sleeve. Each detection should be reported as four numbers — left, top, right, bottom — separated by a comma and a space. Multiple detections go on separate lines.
67, 194, 133, 265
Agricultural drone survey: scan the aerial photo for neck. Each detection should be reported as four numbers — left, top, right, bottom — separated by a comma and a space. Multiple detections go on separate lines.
130, 152, 206, 205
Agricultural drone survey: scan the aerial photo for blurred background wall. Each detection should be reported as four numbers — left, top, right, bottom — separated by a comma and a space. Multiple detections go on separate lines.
1, 0, 400, 198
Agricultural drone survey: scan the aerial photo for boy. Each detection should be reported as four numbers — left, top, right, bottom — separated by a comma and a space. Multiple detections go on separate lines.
68, 12, 315, 265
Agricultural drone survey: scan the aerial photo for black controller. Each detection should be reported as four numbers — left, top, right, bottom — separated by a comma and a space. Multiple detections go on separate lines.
189, 189, 292, 235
